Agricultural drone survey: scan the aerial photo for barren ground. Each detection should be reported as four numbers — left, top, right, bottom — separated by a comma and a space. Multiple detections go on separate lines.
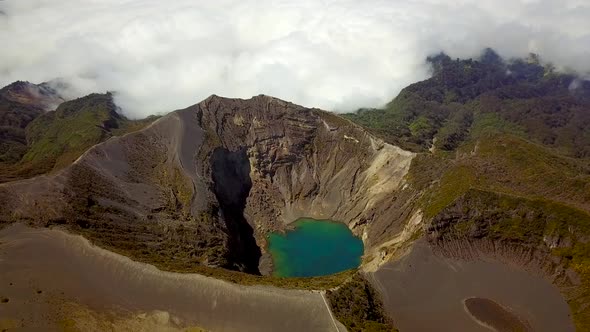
0, 224, 344, 332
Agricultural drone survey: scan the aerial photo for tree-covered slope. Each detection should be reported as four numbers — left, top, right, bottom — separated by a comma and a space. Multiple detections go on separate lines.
23, 93, 153, 171
0, 90, 156, 183
345, 49, 590, 157
346, 50, 590, 330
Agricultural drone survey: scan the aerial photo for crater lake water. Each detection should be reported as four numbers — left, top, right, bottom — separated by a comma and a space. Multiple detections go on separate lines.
267, 218, 364, 277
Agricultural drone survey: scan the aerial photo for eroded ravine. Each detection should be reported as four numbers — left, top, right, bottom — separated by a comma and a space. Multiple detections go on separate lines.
210, 147, 261, 274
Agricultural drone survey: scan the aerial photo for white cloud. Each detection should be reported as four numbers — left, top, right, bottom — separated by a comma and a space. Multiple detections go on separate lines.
1, 0, 589, 118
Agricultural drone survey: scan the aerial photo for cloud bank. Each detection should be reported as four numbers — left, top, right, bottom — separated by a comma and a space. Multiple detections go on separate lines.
1, 0, 589, 118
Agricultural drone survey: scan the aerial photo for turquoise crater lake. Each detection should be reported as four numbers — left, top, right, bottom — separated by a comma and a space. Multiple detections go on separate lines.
267, 218, 364, 277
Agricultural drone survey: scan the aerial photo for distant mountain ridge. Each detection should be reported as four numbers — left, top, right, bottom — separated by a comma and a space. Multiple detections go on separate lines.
345, 49, 590, 157
0, 84, 155, 183
0, 81, 64, 164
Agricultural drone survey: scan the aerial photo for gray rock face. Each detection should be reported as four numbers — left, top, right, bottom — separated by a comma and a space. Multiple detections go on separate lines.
197, 95, 415, 241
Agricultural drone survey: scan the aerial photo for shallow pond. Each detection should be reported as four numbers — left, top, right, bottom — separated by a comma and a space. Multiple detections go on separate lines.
268, 218, 363, 277
464, 297, 531, 332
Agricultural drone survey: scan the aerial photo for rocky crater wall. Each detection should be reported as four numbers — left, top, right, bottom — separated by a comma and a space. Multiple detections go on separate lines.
0, 95, 418, 275
196, 95, 417, 251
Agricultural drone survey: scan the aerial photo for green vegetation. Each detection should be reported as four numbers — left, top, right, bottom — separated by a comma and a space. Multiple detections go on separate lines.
346, 49, 590, 329
0, 82, 47, 164
409, 132, 590, 221
154, 166, 195, 218
0, 92, 156, 183
23, 93, 119, 170
422, 165, 476, 218
430, 189, 590, 330
345, 49, 590, 157
434, 189, 590, 244
327, 274, 397, 331
23, 93, 153, 172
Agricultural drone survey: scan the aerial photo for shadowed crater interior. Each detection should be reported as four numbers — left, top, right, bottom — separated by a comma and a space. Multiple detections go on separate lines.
211, 147, 261, 274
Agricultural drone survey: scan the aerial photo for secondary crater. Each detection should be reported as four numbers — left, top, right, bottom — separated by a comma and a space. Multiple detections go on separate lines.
463, 297, 530, 332
267, 218, 364, 277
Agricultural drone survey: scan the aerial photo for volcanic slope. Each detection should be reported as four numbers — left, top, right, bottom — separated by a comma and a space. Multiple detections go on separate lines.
0, 94, 416, 277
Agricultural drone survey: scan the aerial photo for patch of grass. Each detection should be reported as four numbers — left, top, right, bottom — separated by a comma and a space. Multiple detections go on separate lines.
467, 134, 590, 211
23, 94, 115, 166
468, 111, 526, 138
327, 274, 397, 331
153, 165, 194, 217
409, 132, 590, 220
422, 165, 476, 218
23, 93, 146, 170
434, 189, 590, 244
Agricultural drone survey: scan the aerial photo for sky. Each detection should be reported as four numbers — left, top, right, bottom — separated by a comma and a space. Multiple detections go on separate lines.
1, 0, 590, 118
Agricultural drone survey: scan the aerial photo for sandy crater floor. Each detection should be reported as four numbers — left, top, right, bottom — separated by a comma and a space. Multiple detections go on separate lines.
370, 240, 575, 332
0, 224, 344, 332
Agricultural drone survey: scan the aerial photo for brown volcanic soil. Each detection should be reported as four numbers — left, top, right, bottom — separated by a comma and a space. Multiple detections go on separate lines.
370, 240, 574, 332
0, 224, 343, 332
